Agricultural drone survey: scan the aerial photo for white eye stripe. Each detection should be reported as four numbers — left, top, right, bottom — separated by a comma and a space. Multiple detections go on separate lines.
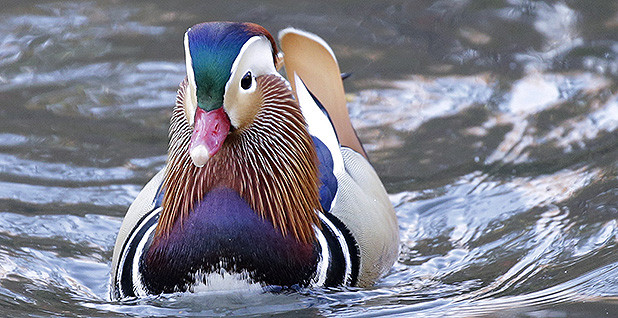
184, 31, 197, 126
225, 36, 276, 94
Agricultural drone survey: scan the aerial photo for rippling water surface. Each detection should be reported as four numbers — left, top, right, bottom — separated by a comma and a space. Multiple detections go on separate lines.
1, 0, 617, 316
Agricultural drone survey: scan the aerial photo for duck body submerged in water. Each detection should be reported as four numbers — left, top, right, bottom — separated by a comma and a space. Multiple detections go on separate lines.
110, 22, 398, 299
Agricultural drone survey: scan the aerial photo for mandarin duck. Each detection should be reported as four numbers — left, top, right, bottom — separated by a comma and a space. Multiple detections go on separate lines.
110, 22, 398, 299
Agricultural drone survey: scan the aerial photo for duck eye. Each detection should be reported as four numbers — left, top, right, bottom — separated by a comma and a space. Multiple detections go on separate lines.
240, 71, 252, 90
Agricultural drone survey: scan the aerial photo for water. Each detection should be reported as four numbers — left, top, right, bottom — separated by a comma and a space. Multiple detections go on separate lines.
0, 0, 616, 316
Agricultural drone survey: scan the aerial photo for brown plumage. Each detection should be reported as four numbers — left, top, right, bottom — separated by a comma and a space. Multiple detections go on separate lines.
155, 74, 322, 243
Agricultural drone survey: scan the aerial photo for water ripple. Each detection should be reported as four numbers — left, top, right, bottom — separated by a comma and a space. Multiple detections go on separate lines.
0, 153, 139, 184
0, 0, 616, 317
0, 181, 139, 207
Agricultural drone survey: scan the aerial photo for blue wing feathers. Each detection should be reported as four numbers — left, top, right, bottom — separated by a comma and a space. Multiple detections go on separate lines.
312, 136, 338, 212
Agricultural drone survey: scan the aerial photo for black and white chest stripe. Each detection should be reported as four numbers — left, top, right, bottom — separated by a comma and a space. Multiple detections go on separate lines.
112, 206, 159, 299
113, 207, 360, 298
112, 191, 356, 287
313, 210, 360, 287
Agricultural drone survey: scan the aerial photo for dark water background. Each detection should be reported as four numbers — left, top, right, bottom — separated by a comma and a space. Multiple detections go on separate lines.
0, 0, 617, 316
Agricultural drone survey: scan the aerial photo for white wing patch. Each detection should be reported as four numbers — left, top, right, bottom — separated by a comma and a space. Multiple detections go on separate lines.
294, 73, 344, 175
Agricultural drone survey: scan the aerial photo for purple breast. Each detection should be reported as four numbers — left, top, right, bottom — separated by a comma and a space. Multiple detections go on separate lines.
141, 187, 318, 293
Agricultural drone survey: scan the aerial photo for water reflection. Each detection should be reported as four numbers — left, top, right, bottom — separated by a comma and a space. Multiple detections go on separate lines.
0, 0, 616, 317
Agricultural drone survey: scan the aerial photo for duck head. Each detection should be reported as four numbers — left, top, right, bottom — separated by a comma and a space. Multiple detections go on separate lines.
183, 22, 282, 167
158, 22, 321, 244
